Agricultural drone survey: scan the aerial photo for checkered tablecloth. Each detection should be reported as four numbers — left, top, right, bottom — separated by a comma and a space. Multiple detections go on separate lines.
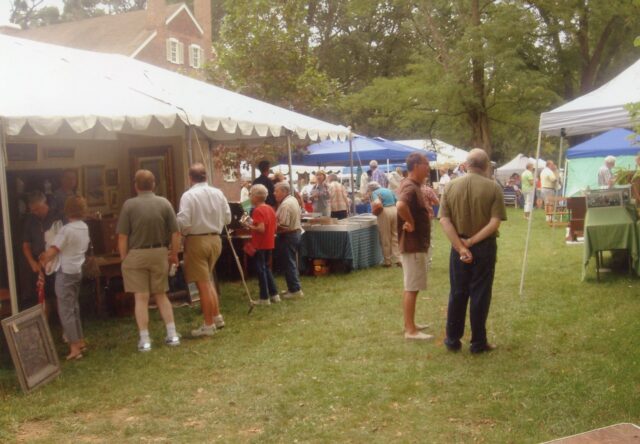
300, 225, 383, 271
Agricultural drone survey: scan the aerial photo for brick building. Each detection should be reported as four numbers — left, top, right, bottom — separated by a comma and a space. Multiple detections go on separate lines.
0, 0, 212, 78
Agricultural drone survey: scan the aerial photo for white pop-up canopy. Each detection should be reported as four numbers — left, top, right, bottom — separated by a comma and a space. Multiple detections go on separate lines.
520, 57, 640, 295
539, 58, 640, 137
395, 139, 468, 165
495, 154, 545, 185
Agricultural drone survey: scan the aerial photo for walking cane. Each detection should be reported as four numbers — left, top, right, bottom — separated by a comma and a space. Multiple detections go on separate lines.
223, 225, 255, 314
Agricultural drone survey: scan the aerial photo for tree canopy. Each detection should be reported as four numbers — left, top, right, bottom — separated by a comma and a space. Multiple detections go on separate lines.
10, 0, 640, 161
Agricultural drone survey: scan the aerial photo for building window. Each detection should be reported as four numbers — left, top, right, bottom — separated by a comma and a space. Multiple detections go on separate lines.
189, 44, 202, 69
166, 38, 184, 64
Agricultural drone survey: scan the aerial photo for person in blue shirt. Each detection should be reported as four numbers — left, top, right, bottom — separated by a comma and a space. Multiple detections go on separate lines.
368, 181, 400, 267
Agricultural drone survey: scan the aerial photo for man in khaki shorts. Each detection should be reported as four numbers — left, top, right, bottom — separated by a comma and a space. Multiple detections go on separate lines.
396, 152, 433, 341
177, 163, 231, 337
117, 170, 181, 352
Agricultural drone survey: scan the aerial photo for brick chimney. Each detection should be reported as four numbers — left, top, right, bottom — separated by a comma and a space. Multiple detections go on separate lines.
146, 0, 166, 30
193, 0, 212, 57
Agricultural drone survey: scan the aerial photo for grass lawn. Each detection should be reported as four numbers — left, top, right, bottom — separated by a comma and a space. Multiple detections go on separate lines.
1, 208, 639, 443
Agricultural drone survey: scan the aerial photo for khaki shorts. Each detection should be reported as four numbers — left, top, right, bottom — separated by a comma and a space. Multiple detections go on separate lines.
402, 252, 428, 292
184, 235, 222, 283
122, 247, 169, 294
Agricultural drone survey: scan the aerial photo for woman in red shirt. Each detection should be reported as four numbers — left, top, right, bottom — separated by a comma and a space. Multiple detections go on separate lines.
247, 184, 279, 305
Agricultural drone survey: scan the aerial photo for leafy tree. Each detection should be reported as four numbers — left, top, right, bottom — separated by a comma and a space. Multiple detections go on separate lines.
10, 0, 62, 28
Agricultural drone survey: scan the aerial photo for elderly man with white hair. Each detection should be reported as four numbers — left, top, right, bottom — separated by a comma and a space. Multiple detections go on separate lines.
369, 160, 388, 188
597, 156, 616, 189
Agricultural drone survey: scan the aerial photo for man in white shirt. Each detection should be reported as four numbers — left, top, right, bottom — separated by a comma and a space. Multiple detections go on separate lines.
274, 182, 304, 299
438, 167, 451, 196
597, 156, 616, 189
177, 163, 231, 337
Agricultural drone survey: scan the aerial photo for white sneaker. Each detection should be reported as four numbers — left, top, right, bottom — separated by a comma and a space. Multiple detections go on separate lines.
191, 324, 216, 337
270, 294, 281, 303
254, 299, 271, 305
404, 331, 434, 340
282, 290, 304, 300
138, 340, 152, 352
214, 315, 225, 329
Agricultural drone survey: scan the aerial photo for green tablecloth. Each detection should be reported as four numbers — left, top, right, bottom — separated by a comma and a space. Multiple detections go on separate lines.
583, 207, 638, 279
300, 225, 383, 271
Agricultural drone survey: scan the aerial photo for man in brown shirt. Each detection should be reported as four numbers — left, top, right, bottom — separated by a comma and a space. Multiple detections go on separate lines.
396, 152, 433, 341
439, 149, 507, 354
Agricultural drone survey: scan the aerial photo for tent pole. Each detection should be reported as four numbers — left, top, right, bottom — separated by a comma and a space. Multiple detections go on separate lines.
0, 119, 18, 315
186, 126, 193, 166
551, 135, 565, 230
286, 132, 294, 195
348, 130, 355, 214
519, 130, 543, 297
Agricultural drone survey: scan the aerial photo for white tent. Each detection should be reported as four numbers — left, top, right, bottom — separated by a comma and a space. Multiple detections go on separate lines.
395, 139, 468, 165
1, 35, 349, 142
521, 56, 640, 295
0, 35, 350, 315
540, 58, 640, 137
495, 154, 545, 185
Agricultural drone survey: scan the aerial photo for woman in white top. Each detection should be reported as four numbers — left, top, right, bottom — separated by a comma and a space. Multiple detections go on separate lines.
41, 196, 90, 360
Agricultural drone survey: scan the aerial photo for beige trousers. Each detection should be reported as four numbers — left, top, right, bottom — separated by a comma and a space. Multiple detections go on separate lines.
377, 206, 400, 265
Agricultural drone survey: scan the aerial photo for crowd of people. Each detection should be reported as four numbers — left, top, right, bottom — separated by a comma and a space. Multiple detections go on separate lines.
22, 149, 509, 359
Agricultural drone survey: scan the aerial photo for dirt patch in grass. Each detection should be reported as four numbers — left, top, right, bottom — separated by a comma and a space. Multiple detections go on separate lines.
16, 420, 54, 442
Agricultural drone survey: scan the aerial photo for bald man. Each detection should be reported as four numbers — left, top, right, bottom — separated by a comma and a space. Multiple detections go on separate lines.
117, 169, 181, 352
439, 149, 507, 354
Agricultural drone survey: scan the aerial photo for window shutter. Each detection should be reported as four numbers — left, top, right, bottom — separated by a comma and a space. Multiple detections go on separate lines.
178, 42, 184, 64
188, 45, 194, 68
166, 39, 172, 62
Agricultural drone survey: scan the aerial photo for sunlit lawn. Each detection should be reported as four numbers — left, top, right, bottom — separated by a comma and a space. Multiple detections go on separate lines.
1, 207, 639, 443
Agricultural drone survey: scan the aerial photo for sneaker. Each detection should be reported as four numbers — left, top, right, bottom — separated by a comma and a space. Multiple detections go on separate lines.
138, 340, 152, 352
214, 315, 225, 329
270, 294, 281, 303
165, 335, 181, 347
254, 299, 271, 305
404, 331, 434, 340
282, 290, 304, 300
191, 325, 216, 337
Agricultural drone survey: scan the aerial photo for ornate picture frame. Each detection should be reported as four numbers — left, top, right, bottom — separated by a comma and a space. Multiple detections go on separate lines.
83, 165, 106, 206
1, 305, 61, 392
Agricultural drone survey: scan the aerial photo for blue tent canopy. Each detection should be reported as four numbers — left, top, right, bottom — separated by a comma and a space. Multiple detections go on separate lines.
566, 128, 640, 159
289, 136, 436, 166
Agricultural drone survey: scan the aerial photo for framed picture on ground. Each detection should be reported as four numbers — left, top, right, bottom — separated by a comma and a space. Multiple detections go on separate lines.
83, 165, 105, 206
1, 304, 61, 392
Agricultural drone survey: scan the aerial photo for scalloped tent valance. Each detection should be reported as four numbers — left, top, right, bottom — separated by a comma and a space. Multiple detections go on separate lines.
0, 35, 349, 142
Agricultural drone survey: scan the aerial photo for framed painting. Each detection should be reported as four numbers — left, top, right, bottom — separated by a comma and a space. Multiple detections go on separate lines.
105, 169, 119, 187
83, 165, 106, 206
108, 189, 119, 209
1, 305, 61, 392
6, 143, 37, 162
44, 147, 75, 160
129, 146, 175, 207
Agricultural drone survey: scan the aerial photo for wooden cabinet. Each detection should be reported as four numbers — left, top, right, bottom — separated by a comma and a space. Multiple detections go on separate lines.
86, 218, 118, 255
567, 196, 586, 240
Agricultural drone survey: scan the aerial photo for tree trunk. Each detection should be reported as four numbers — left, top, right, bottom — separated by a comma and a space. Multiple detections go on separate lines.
469, 0, 492, 156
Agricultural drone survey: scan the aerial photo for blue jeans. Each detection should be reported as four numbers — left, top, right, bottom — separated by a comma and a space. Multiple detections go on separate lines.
255, 249, 278, 300
277, 231, 302, 293
445, 238, 497, 351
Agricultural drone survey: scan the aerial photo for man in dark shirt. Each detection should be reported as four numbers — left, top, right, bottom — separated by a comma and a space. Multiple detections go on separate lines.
21, 191, 59, 310
396, 152, 433, 341
440, 148, 507, 354
252, 160, 276, 207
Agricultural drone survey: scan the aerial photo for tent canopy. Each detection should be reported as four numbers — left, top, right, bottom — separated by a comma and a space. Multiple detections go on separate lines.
566, 128, 640, 159
495, 154, 545, 184
290, 136, 434, 166
395, 139, 468, 164
0, 35, 349, 142
540, 58, 640, 137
